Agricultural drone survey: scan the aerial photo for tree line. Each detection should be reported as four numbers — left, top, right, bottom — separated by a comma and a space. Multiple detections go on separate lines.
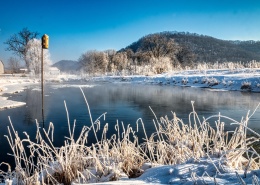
77, 32, 260, 75
4, 29, 260, 76
79, 33, 196, 75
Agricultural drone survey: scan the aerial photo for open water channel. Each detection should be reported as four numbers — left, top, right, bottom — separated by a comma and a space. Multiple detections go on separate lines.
0, 82, 260, 168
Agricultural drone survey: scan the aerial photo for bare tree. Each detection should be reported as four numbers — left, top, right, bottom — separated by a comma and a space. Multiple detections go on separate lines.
7, 57, 21, 73
4, 28, 39, 70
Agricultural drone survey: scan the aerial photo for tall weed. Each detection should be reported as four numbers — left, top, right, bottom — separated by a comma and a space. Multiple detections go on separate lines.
0, 89, 259, 184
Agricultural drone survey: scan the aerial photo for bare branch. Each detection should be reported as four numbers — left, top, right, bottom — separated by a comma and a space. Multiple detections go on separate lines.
4, 28, 39, 70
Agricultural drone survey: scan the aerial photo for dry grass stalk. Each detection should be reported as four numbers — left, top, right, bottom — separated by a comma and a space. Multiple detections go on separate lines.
141, 102, 260, 172
0, 88, 259, 184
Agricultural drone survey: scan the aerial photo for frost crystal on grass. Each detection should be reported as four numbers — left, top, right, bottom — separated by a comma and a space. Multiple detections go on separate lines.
1, 89, 260, 184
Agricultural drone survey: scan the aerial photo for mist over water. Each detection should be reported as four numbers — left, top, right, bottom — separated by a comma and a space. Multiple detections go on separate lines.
0, 82, 260, 167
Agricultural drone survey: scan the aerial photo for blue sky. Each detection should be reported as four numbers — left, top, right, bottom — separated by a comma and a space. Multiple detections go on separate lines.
0, 0, 260, 64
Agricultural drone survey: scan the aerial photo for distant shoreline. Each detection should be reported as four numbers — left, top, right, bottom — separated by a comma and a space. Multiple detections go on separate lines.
89, 69, 260, 93
1, 68, 260, 110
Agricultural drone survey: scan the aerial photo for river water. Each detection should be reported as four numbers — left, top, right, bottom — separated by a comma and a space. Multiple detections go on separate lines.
0, 82, 260, 167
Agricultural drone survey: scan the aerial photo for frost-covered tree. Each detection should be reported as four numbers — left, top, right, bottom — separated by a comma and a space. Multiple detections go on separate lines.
112, 52, 128, 71
4, 28, 39, 70
104, 49, 116, 72
25, 39, 51, 76
150, 57, 173, 74
104, 49, 116, 62
79, 50, 108, 75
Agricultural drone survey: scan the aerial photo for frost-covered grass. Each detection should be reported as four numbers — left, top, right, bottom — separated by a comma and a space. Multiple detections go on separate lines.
88, 68, 260, 92
1, 88, 260, 185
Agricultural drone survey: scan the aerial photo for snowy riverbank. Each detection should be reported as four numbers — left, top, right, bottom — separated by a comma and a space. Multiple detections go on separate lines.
1, 69, 260, 184
90, 68, 260, 93
0, 76, 40, 109
1, 68, 260, 110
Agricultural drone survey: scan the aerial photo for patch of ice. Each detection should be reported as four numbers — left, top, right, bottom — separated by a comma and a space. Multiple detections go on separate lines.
32, 88, 41, 91
51, 84, 96, 89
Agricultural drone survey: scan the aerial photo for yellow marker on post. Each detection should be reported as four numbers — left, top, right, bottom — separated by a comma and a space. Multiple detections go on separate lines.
42, 34, 49, 49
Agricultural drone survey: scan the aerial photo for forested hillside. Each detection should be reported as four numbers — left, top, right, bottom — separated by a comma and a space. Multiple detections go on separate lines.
123, 31, 260, 63
54, 31, 260, 75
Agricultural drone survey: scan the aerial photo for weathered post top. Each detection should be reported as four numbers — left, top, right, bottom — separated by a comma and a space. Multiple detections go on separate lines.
42, 34, 49, 49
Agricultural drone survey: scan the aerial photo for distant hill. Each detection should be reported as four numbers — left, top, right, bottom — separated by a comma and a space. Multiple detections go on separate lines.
52, 60, 80, 73
123, 31, 260, 63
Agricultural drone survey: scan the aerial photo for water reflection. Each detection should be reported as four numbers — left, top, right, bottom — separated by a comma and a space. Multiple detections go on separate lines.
0, 83, 259, 167
78, 84, 260, 126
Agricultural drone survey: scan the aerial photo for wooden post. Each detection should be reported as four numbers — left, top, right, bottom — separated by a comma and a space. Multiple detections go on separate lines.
41, 47, 44, 125
41, 34, 48, 126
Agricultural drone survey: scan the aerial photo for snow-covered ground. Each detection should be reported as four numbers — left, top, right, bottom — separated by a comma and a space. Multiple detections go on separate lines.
83, 158, 260, 185
0, 75, 40, 109
0, 69, 260, 184
1, 68, 260, 110
90, 68, 260, 93
3, 158, 260, 185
